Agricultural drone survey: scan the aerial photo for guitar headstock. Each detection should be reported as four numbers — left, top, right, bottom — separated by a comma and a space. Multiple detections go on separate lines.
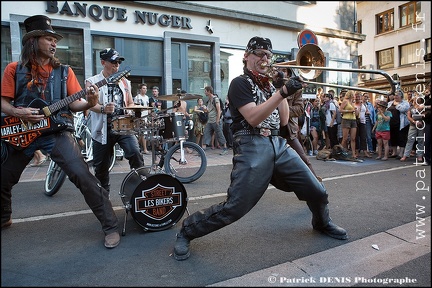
107, 67, 131, 84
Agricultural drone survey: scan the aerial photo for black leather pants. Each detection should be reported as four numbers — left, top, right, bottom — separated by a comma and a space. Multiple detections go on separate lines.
1, 131, 118, 234
182, 134, 329, 239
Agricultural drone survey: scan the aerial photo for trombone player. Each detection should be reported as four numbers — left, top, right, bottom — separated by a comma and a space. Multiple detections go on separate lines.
173, 36, 348, 261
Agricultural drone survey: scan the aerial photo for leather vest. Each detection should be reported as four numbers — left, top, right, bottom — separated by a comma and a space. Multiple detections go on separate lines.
14, 64, 74, 131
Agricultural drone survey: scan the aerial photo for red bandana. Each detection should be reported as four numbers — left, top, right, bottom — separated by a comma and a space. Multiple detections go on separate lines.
245, 68, 271, 93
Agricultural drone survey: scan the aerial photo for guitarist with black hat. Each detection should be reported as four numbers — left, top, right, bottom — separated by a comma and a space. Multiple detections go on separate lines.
1, 15, 121, 249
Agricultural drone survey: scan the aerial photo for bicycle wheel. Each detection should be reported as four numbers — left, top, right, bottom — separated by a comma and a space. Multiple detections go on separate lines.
163, 141, 207, 183
44, 159, 67, 197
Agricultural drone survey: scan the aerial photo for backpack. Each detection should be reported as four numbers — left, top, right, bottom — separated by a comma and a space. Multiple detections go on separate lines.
197, 110, 209, 124
213, 97, 225, 119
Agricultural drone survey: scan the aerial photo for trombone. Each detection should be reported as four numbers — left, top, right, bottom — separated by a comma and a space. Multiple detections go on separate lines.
266, 44, 398, 95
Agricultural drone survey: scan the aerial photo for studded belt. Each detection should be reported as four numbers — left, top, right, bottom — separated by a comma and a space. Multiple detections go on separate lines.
233, 128, 280, 137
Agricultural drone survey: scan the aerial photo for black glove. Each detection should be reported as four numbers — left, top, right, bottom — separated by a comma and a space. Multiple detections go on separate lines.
273, 71, 285, 89
280, 76, 304, 98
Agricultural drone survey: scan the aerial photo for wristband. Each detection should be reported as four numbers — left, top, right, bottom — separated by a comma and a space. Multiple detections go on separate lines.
100, 105, 105, 114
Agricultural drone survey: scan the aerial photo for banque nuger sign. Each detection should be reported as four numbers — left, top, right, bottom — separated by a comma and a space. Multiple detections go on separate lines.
46, 1, 193, 29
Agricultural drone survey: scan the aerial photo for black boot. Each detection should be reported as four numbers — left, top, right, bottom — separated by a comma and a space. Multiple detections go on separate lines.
174, 230, 191, 261
307, 202, 348, 240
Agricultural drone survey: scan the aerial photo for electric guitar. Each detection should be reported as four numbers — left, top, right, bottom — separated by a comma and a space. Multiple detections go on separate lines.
1, 68, 131, 149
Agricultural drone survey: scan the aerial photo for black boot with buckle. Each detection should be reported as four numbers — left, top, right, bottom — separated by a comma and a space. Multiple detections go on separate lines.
307, 202, 348, 240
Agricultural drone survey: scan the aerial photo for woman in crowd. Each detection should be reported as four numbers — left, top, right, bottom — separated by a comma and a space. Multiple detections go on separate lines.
193, 98, 208, 146
339, 90, 358, 158
387, 90, 410, 159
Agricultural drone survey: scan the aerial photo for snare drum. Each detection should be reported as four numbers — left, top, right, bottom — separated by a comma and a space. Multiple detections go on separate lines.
111, 115, 136, 135
160, 112, 186, 141
120, 167, 188, 231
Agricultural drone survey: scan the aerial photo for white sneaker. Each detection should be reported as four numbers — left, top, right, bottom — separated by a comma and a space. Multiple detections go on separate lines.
308, 150, 313, 156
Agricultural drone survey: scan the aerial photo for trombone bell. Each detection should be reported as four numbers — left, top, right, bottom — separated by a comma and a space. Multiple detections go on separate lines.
296, 44, 325, 79
271, 44, 325, 79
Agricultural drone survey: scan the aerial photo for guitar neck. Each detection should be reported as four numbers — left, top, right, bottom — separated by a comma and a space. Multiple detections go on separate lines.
43, 78, 108, 116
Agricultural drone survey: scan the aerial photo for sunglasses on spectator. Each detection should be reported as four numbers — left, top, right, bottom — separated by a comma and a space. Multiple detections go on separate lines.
251, 50, 273, 59
110, 60, 122, 65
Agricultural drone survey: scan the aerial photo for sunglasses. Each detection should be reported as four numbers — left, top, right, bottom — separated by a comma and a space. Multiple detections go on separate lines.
110, 60, 122, 65
251, 50, 273, 59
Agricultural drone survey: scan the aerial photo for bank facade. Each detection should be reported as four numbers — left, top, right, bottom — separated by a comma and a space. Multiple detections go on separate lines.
2, 1, 366, 106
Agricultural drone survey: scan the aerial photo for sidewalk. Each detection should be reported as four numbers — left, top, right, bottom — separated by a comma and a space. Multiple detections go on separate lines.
19, 146, 233, 183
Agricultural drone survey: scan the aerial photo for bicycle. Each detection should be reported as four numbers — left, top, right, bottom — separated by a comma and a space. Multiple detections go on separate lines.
44, 112, 117, 196
143, 112, 207, 183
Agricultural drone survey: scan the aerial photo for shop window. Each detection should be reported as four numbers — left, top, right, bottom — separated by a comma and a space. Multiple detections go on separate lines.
187, 44, 211, 95
400, 1, 421, 28
92, 36, 115, 75
124, 38, 163, 69
377, 48, 394, 69
400, 41, 421, 66
376, 9, 394, 34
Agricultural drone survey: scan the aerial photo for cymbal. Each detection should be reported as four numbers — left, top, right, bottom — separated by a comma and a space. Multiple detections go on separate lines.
158, 93, 203, 101
121, 105, 154, 110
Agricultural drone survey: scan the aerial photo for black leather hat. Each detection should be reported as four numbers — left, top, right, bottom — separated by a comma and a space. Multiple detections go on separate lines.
22, 15, 63, 46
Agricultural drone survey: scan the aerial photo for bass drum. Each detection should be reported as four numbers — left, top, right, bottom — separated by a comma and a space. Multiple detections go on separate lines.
120, 167, 188, 231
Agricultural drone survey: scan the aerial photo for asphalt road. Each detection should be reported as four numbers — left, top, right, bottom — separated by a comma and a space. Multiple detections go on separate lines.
1, 157, 431, 287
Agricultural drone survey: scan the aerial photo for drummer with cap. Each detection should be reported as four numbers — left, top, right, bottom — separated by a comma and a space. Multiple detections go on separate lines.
85, 48, 144, 197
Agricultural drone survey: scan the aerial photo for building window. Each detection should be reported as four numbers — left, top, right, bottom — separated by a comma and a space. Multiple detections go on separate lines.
400, 41, 421, 66
328, 60, 352, 96
376, 9, 394, 34
203, 61, 210, 73
377, 48, 394, 69
400, 1, 421, 28
426, 38, 431, 54
357, 20, 362, 34
1, 26, 12, 80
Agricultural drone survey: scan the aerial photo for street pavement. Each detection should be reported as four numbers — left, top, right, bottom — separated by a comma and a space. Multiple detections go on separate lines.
2, 147, 431, 287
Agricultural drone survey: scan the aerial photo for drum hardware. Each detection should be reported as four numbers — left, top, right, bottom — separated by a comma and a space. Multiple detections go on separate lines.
121, 105, 154, 118
120, 105, 154, 111
157, 112, 187, 142
158, 88, 203, 101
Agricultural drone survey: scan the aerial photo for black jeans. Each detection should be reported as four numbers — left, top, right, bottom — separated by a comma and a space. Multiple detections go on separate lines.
181, 134, 329, 239
92, 132, 143, 192
1, 131, 118, 234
